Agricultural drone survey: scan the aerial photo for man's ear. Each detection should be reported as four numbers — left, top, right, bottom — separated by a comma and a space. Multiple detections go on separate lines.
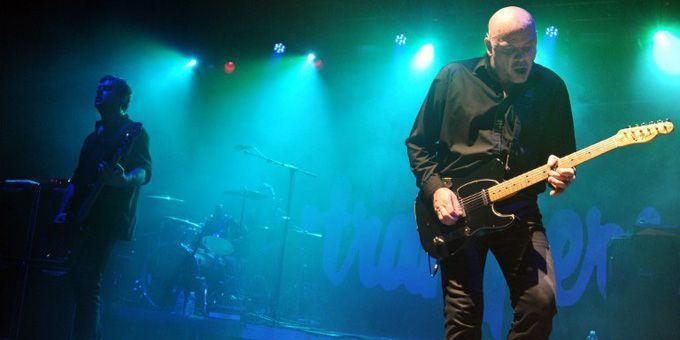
484, 37, 493, 57
115, 92, 127, 111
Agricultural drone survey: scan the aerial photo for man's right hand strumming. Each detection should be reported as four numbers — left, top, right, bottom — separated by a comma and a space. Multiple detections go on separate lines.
433, 187, 465, 225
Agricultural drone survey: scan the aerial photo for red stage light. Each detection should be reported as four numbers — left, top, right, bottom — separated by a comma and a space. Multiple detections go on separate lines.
224, 61, 236, 74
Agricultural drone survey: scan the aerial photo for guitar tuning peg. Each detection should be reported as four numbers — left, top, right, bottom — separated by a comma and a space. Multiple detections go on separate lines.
635, 124, 639, 127
641, 122, 646, 126
657, 119, 662, 123
649, 121, 654, 125
628, 125, 632, 128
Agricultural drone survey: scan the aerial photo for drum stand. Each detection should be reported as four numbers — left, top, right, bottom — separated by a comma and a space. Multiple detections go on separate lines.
240, 146, 316, 323
143, 219, 210, 317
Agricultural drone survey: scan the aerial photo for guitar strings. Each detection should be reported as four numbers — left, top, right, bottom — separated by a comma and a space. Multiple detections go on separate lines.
458, 132, 658, 211
450, 129, 662, 215
488, 138, 618, 199
459, 138, 619, 210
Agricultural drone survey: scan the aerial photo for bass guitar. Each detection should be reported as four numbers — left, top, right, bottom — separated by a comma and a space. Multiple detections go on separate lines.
50, 122, 143, 261
76, 122, 142, 224
61, 122, 143, 229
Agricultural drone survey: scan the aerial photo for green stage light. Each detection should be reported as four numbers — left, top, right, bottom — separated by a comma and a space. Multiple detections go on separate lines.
413, 44, 434, 70
653, 30, 680, 75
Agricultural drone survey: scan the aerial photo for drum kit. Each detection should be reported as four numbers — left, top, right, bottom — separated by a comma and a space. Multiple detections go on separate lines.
124, 146, 321, 319
136, 188, 275, 316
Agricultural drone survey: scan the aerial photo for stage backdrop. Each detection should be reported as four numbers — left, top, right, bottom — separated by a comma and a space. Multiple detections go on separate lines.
2, 2, 679, 339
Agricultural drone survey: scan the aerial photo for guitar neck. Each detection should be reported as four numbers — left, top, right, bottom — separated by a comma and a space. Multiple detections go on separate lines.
487, 136, 619, 202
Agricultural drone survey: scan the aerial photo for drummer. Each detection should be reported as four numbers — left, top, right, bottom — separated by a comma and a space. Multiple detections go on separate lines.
203, 204, 245, 245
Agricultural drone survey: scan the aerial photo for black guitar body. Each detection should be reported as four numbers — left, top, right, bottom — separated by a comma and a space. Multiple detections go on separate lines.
414, 159, 515, 259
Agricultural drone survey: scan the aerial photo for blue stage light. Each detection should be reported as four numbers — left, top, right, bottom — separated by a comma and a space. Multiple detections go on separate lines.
185, 59, 198, 68
274, 43, 286, 54
395, 34, 407, 46
545, 26, 558, 38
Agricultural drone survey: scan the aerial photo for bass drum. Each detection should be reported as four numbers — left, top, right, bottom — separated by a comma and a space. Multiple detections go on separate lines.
201, 235, 234, 257
141, 243, 217, 309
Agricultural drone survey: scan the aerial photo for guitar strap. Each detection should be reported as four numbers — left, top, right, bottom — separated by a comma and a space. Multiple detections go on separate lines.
101, 120, 135, 162
494, 95, 525, 174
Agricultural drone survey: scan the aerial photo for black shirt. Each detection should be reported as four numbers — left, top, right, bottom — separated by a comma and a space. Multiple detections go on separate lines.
71, 114, 152, 240
406, 56, 575, 218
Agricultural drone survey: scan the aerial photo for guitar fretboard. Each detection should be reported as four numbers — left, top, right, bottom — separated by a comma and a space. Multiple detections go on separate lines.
487, 136, 619, 202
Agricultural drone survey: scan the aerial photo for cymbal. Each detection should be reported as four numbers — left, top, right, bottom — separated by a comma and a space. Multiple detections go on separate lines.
293, 228, 323, 238
166, 216, 202, 230
223, 188, 268, 199
147, 195, 185, 203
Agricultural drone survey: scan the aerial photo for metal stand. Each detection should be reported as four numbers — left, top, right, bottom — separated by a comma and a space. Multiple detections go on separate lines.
240, 146, 316, 323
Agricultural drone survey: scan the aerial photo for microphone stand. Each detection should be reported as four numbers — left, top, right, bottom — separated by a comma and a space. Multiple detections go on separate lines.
241, 147, 316, 323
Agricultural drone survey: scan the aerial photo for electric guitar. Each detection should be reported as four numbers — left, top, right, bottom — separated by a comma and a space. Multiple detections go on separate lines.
414, 120, 674, 259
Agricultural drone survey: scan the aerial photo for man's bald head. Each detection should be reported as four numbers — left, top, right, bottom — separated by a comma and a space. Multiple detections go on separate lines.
487, 6, 536, 42
484, 6, 538, 87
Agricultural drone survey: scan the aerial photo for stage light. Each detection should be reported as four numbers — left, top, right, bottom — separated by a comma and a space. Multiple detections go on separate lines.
653, 30, 680, 75
654, 30, 671, 47
413, 44, 434, 70
306, 53, 316, 63
224, 61, 236, 74
274, 43, 286, 54
185, 59, 198, 68
545, 26, 558, 38
395, 34, 407, 46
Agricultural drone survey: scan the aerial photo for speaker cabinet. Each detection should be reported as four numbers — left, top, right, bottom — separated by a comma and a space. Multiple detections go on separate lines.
31, 182, 68, 261
18, 262, 74, 340
606, 231, 680, 339
0, 180, 75, 339
0, 261, 24, 339
0, 180, 41, 260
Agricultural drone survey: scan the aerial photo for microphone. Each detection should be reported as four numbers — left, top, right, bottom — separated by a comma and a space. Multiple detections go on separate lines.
233, 144, 253, 150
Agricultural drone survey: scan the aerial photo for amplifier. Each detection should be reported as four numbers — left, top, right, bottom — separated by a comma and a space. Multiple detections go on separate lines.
606, 230, 679, 338
0, 180, 40, 261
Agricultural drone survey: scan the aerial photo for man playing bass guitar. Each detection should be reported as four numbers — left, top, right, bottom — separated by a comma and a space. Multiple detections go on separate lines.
55, 75, 151, 340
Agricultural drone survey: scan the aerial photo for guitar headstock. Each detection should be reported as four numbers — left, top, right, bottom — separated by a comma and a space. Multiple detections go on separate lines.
614, 119, 674, 146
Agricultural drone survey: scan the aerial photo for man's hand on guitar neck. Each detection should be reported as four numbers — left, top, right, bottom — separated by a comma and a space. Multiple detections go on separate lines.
546, 155, 576, 196
433, 187, 465, 226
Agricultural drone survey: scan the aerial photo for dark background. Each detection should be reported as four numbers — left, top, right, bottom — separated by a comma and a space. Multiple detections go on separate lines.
1, 1, 679, 339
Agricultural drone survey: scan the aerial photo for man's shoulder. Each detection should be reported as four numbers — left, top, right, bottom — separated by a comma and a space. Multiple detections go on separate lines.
442, 56, 482, 72
436, 57, 483, 79
531, 63, 566, 87
124, 117, 150, 138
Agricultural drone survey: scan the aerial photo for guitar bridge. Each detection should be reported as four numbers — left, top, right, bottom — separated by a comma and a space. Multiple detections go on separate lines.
481, 189, 489, 206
